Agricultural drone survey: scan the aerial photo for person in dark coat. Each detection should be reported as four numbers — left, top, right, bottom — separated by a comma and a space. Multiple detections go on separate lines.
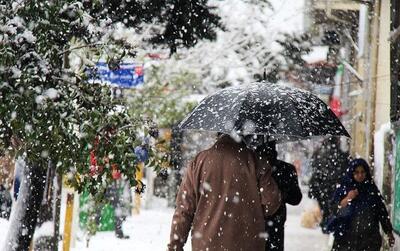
257, 141, 302, 251
308, 136, 349, 233
330, 158, 395, 251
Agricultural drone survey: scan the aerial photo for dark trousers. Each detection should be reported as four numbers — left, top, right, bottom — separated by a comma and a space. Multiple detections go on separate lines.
109, 182, 125, 235
265, 222, 284, 251
265, 205, 286, 251
331, 234, 382, 251
114, 215, 125, 235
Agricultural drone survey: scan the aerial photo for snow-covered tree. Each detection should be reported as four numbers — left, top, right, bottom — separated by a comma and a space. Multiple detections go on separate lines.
275, 32, 312, 73
0, 0, 221, 249
138, 0, 288, 94
135, 0, 311, 94
179, 0, 276, 91
0, 3, 139, 250
149, 0, 223, 55
83, 0, 223, 55
128, 64, 197, 129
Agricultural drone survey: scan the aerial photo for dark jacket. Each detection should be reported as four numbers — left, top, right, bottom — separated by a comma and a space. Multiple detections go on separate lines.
265, 160, 302, 251
308, 137, 349, 232
331, 158, 393, 251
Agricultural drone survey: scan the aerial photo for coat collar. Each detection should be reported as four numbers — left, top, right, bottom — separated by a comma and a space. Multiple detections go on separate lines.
214, 134, 246, 149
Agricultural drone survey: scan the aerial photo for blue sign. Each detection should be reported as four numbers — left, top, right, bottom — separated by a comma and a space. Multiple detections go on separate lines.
87, 62, 144, 88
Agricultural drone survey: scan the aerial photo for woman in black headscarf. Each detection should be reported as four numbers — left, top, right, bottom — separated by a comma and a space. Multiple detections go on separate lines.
330, 158, 395, 251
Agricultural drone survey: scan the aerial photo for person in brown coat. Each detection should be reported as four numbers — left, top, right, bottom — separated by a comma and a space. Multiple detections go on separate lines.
167, 134, 281, 251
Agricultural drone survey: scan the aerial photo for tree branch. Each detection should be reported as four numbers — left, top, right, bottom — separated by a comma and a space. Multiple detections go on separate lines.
58, 43, 104, 56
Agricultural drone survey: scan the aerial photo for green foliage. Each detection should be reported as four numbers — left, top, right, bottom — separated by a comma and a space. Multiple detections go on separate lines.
0, 0, 152, 195
0, 0, 219, 196
126, 64, 198, 173
127, 65, 198, 129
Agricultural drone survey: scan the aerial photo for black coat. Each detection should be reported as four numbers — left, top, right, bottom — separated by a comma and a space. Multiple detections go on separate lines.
265, 160, 302, 251
308, 139, 349, 232
331, 159, 393, 251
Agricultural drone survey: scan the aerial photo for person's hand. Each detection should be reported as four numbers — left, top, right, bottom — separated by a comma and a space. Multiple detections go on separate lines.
340, 189, 359, 207
347, 189, 359, 200
388, 232, 395, 247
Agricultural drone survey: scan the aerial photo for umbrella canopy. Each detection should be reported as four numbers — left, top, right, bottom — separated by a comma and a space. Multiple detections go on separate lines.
178, 82, 350, 141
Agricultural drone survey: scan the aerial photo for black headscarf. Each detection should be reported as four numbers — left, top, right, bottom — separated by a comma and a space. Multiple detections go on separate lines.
333, 158, 375, 200
330, 158, 381, 234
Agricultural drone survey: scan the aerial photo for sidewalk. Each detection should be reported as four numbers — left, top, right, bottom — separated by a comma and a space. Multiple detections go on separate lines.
0, 195, 330, 250
69, 195, 329, 251
285, 197, 330, 251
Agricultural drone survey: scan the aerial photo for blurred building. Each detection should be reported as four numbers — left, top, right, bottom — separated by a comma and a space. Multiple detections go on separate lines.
389, 0, 400, 249
304, 0, 400, 249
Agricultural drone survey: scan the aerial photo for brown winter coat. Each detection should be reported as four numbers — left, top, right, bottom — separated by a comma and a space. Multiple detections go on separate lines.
168, 135, 281, 251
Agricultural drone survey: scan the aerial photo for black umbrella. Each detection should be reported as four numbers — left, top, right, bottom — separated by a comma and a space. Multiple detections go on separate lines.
178, 82, 350, 141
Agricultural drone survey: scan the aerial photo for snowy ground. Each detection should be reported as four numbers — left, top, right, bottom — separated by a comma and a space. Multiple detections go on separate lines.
285, 200, 330, 251
0, 193, 330, 251
71, 194, 330, 251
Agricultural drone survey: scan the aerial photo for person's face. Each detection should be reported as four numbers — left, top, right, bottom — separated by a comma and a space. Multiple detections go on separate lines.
353, 165, 367, 183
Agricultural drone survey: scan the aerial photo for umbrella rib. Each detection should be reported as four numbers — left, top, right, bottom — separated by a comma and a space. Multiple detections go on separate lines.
233, 91, 252, 133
